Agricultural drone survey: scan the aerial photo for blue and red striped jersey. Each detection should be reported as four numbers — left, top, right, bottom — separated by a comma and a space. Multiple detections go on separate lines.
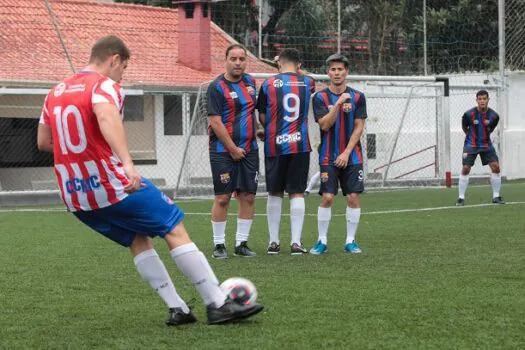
207, 73, 258, 153
313, 87, 367, 166
462, 107, 499, 148
257, 73, 315, 157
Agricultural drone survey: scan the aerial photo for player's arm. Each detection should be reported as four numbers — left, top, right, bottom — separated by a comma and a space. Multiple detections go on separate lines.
491, 113, 500, 130
334, 94, 367, 168
462, 113, 469, 134
256, 84, 268, 140
317, 93, 350, 131
37, 124, 53, 153
94, 103, 141, 193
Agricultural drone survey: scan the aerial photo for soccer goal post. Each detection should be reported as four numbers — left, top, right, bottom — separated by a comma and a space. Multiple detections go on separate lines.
174, 74, 451, 198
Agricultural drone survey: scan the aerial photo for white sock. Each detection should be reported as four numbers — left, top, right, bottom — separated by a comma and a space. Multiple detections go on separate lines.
290, 197, 305, 245
134, 249, 189, 313
458, 175, 469, 199
306, 171, 321, 192
346, 207, 361, 244
267, 196, 282, 245
211, 220, 226, 245
317, 207, 331, 244
491, 173, 501, 198
236, 219, 252, 246
170, 243, 225, 308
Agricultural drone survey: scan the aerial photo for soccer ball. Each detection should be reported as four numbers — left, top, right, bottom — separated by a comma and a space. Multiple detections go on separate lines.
220, 277, 258, 305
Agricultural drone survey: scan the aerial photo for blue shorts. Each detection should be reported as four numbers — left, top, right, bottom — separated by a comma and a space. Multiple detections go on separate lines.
73, 178, 184, 247
462, 146, 499, 166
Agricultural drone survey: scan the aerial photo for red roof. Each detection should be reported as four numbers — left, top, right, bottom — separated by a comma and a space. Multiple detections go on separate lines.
0, 0, 275, 88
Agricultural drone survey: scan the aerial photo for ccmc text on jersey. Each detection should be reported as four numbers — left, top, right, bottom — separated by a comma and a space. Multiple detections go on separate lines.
65, 175, 101, 194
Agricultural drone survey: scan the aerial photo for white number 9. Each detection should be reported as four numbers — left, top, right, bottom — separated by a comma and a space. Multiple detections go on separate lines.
283, 93, 300, 122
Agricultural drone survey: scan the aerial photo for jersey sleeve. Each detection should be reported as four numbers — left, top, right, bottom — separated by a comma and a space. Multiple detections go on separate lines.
355, 93, 368, 120
313, 92, 329, 122
92, 78, 125, 114
256, 81, 268, 114
492, 112, 500, 129
308, 77, 316, 94
462, 112, 469, 130
207, 81, 223, 117
39, 94, 50, 125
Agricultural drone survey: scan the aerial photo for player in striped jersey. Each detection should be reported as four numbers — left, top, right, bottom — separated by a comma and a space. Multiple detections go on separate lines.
37, 36, 263, 326
309, 54, 367, 255
257, 48, 315, 255
207, 44, 259, 259
456, 90, 504, 206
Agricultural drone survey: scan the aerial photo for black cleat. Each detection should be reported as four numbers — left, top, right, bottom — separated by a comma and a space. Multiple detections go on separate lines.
455, 198, 465, 207
290, 243, 308, 255
234, 241, 256, 257
212, 244, 228, 259
165, 308, 198, 326
207, 300, 264, 325
267, 242, 280, 255
492, 196, 505, 204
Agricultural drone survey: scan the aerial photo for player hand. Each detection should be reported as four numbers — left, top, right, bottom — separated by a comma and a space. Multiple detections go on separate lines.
230, 147, 246, 161
334, 151, 350, 169
336, 93, 351, 106
123, 162, 142, 193
256, 128, 265, 141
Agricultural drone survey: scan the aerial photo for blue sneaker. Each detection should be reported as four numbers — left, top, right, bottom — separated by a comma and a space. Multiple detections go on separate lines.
310, 240, 328, 255
344, 241, 362, 254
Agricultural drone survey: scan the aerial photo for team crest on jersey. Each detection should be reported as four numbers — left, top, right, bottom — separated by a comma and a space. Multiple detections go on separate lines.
273, 79, 284, 88
246, 86, 256, 95
473, 120, 479, 125
229, 92, 238, 99
54, 83, 66, 97
483, 119, 490, 125
161, 192, 174, 205
321, 172, 329, 183
343, 103, 352, 113
220, 172, 231, 184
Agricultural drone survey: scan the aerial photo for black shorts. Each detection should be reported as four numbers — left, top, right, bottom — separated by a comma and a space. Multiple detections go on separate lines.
210, 150, 259, 195
319, 164, 364, 196
265, 153, 310, 194
462, 146, 499, 166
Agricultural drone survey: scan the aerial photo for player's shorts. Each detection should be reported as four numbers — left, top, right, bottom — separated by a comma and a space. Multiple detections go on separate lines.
265, 152, 310, 194
73, 178, 184, 247
462, 146, 499, 166
319, 163, 365, 196
210, 150, 259, 195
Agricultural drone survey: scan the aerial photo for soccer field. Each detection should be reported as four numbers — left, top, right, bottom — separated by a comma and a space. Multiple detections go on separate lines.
1, 184, 525, 349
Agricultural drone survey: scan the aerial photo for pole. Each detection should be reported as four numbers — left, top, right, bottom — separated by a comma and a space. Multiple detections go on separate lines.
337, 0, 341, 54
258, 0, 263, 58
423, 0, 428, 75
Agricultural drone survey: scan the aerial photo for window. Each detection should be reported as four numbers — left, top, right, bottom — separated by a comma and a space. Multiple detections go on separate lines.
164, 95, 183, 136
124, 95, 144, 121
366, 133, 376, 159
163, 93, 205, 136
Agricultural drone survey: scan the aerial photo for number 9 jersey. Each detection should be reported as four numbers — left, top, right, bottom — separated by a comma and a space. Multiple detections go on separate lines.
257, 73, 315, 157
39, 71, 130, 212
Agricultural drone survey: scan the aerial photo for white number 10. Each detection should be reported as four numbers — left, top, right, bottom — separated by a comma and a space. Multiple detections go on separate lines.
283, 93, 300, 122
53, 105, 87, 155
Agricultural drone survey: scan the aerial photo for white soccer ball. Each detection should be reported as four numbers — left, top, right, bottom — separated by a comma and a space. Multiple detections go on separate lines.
220, 277, 258, 305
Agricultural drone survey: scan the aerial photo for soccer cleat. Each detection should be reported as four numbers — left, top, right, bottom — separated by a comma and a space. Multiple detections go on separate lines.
492, 196, 505, 204
344, 241, 362, 254
212, 244, 228, 259
234, 241, 256, 257
290, 243, 308, 255
165, 308, 198, 326
207, 300, 264, 325
455, 198, 465, 206
310, 240, 328, 255
267, 242, 280, 255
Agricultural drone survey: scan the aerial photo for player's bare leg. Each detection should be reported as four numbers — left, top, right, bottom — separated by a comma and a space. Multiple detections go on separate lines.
489, 161, 504, 204
211, 193, 232, 258
130, 235, 195, 325
266, 191, 284, 254
234, 192, 256, 257
457, 165, 471, 206
289, 192, 307, 255
310, 193, 333, 255
166, 222, 264, 324
344, 193, 362, 253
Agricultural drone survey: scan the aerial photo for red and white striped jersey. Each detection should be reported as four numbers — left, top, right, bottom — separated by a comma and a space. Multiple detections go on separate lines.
40, 70, 130, 211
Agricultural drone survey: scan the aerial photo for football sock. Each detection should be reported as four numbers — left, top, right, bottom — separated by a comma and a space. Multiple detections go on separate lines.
290, 197, 305, 245
170, 243, 225, 308
267, 195, 282, 245
317, 206, 331, 245
235, 218, 252, 247
134, 249, 190, 313
211, 220, 226, 245
306, 171, 321, 192
458, 174, 469, 199
491, 172, 501, 198
346, 207, 361, 244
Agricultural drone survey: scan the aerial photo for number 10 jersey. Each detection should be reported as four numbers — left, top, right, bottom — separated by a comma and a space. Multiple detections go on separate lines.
257, 72, 315, 157
39, 70, 130, 212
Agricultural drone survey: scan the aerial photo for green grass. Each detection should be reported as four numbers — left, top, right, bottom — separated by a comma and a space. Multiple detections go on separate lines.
1, 184, 525, 349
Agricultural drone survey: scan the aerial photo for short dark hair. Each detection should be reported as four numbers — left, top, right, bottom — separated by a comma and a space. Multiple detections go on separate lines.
278, 48, 301, 65
326, 53, 350, 69
89, 35, 131, 63
476, 90, 489, 98
225, 44, 247, 58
